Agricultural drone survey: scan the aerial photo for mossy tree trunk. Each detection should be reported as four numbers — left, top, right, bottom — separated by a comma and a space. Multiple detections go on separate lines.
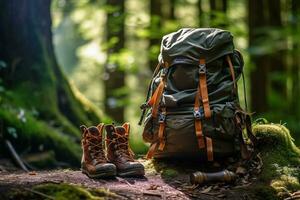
0, 0, 100, 166
0, 0, 100, 126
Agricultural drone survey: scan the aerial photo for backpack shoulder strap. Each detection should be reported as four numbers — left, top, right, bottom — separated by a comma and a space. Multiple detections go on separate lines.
138, 62, 164, 125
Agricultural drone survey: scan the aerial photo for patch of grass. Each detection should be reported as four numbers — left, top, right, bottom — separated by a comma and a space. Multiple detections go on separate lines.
7, 183, 117, 200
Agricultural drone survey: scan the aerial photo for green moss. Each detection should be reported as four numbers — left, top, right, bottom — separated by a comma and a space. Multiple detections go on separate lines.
3, 85, 80, 138
252, 123, 300, 197
34, 183, 103, 200
69, 81, 102, 125
161, 168, 179, 178
8, 183, 117, 200
246, 184, 279, 200
0, 108, 81, 166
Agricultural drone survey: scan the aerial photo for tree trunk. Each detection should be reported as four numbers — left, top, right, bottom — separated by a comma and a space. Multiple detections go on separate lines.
209, 0, 217, 23
104, 0, 125, 123
291, 0, 300, 119
0, 0, 99, 165
149, 0, 162, 71
168, 0, 176, 20
267, 0, 287, 105
248, 0, 269, 113
0, 0, 99, 126
198, 0, 204, 27
209, 0, 227, 27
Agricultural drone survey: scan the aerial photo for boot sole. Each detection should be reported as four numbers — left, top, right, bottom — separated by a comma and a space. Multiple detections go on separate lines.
117, 168, 145, 177
81, 168, 116, 178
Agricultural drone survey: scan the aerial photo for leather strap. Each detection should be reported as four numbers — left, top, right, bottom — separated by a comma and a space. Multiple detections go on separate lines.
206, 137, 214, 161
147, 78, 165, 118
158, 123, 166, 151
226, 55, 237, 89
158, 108, 166, 151
245, 115, 258, 146
147, 68, 167, 118
146, 142, 158, 159
146, 108, 167, 159
199, 59, 211, 118
194, 87, 205, 149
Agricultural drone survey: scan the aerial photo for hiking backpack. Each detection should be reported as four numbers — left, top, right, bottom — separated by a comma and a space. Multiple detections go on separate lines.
139, 28, 256, 161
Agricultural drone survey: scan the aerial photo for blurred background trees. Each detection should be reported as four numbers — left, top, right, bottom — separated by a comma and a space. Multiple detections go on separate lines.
0, 0, 299, 166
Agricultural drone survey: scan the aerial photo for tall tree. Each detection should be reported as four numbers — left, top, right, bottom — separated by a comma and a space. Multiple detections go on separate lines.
0, 0, 99, 164
0, 0, 98, 127
248, 0, 269, 113
149, 0, 163, 71
198, 0, 204, 27
209, 0, 227, 27
168, 0, 176, 20
291, 0, 300, 119
104, 0, 126, 122
267, 0, 287, 105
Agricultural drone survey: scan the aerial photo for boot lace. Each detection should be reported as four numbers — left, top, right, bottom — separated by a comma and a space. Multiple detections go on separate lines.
85, 134, 106, 164
107, 132, 135, 162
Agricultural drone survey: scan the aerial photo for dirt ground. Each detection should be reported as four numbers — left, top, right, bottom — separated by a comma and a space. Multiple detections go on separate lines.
0, 163, 261, 200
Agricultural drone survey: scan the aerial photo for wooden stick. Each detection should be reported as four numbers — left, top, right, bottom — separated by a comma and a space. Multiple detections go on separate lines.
5, 140, 29, 172
23, 188, 55, 200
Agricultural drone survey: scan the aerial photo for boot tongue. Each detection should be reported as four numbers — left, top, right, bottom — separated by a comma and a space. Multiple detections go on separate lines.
115, 126, 128, 145
115, 126, 126, 135
87, 127, 101, 143
87, 126, 101, 136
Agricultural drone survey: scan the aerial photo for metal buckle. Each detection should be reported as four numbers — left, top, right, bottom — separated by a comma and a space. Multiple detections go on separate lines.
161, 68, 169, 77
158, 113, 166, 123
140, 103, 150, 110
198, 63, 206, 74
194, 108, 204, 120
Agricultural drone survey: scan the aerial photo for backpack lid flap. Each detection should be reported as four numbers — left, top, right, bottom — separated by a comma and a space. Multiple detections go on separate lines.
159, 28, 234, 66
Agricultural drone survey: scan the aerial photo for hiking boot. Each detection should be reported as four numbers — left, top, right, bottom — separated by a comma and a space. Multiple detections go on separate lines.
105, 123, 145, 177
80, 124, 116, 178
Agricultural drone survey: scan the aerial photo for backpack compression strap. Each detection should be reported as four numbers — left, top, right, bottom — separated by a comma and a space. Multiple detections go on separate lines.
226, 55, 237, 90
194, 58, 214, 161
198, 59, 212, 118
147, 65, 168, 118
145, 64, 169, 159
145, 104, 167, 159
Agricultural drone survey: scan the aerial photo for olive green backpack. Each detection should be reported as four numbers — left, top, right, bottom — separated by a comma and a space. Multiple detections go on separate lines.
139, 28, 257, 161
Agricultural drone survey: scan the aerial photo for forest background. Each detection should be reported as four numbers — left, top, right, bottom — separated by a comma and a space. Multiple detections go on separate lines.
0, 0, 299, 167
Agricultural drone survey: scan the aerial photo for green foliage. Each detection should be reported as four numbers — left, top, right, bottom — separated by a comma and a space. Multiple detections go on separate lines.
0, 107, 81, 166
8, 183, 117, 200
50, 0, 300, 157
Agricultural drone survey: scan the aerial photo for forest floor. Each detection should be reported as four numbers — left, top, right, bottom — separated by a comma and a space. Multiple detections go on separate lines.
1, 124, 300, 199
0, 168, 258, 200
0, 158, 275, 200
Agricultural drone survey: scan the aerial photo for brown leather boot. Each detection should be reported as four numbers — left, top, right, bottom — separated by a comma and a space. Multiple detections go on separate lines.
105, 123, 145, 177
80, 123, 116, 178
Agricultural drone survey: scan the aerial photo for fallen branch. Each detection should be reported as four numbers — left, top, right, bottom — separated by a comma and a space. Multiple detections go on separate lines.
5, 140, 29, 172
23, 188, 55, 200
